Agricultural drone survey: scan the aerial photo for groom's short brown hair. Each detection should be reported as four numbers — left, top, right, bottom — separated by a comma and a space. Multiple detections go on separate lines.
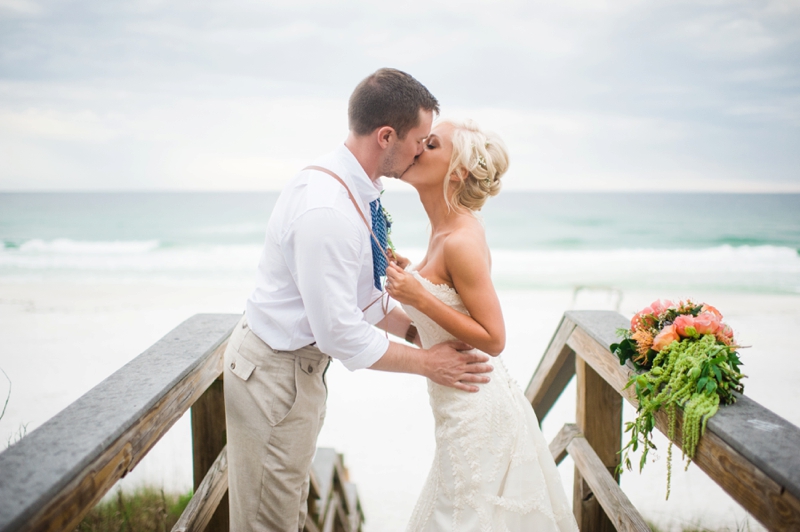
348, 68, 439, 140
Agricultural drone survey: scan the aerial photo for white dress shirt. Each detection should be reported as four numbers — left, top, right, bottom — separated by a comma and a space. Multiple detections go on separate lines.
245, 143, 397, 371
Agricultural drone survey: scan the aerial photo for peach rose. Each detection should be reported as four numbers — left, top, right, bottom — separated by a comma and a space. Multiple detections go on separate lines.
652, 324, 680, 352
694, 312, 720, 335
719, 323, 734, 338
701, 304, 723, 320
673, 314, 697, 338
649, 299, 675, 317
631, 306, 655, 331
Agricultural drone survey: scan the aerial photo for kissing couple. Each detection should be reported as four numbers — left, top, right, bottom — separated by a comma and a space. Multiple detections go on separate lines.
222, 68, 578, 532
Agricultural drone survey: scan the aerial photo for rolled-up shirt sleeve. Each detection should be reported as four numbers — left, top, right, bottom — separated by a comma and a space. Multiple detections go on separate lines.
284, 207, 389, 371
363, 287, 397, 325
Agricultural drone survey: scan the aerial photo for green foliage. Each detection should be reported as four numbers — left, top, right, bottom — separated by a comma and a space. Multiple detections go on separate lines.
611, 329, 654, 370
380, 194, 396, 253
617, 335, 745, 498
75, 487, 193, 532
0, 367, 10, 422
1, 367, 29, 449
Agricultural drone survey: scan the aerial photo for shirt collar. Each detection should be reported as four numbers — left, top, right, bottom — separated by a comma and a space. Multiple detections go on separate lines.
336, 143, 383, 205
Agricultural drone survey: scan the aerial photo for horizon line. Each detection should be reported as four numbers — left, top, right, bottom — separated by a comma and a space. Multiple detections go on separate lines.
2, 189, 800, 194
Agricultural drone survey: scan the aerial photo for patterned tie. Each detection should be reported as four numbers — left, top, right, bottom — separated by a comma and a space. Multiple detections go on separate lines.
369, 197, 389, 290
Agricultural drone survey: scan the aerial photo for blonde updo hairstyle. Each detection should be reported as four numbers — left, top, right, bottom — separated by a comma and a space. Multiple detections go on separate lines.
441, 119, 509, 212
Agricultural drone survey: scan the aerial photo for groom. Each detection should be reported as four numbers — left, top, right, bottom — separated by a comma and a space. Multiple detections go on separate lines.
223, 68, 494, 532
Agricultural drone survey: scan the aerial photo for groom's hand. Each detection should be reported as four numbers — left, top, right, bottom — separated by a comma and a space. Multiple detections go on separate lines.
424, 341, 493, 393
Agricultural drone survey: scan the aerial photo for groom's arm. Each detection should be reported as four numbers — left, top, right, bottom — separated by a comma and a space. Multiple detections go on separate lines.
369, 341, 493, 393
374, 307, 420, 346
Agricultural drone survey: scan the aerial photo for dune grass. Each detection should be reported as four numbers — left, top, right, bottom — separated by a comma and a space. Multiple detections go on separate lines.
75, 487, 193, 532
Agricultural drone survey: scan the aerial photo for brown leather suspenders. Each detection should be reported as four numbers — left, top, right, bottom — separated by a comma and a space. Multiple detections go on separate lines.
303, 165, 391, 314
303, 165, 390, 263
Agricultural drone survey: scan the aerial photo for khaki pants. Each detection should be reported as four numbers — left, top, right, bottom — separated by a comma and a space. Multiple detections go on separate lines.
224, 314, 330, 532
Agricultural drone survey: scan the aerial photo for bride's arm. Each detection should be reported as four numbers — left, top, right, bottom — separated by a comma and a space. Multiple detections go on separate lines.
385, 235, 505, 356
374, 306, 422, 347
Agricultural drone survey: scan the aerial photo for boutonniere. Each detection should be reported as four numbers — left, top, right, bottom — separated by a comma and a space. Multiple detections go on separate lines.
380, 191, 396, 253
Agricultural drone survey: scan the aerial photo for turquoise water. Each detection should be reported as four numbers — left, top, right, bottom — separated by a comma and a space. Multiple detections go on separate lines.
2, 192, 797, 249
1, 192, 799, 292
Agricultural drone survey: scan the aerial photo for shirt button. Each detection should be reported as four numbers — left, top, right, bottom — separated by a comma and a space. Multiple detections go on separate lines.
308, 364, 314, 373
230, 362, 236, 370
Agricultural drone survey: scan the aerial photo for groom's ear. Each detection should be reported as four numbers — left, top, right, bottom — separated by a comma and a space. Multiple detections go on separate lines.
375, 126, 395, 149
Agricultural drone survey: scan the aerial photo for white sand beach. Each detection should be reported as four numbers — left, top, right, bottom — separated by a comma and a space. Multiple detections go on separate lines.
1, 278, 797, 531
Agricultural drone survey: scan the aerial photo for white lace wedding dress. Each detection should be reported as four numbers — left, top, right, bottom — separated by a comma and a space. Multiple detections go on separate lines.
403, 270, 578, 532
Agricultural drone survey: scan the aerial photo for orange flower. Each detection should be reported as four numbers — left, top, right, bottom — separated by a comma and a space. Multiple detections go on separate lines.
701, 304, 723, 320
715, 324, 735, 346
652, 324, 680, 352
631, 328, 654, 362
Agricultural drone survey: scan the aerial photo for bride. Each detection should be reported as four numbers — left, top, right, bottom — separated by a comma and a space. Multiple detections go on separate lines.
385, 119, 578, 532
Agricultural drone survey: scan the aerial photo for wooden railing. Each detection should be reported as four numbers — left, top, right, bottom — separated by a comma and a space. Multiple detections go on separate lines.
528, 310, 800, 532
0, 314, 364, 532
4, 310, 798, 531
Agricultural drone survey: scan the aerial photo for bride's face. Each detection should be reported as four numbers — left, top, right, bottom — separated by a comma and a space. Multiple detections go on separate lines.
400, 122, 455, 189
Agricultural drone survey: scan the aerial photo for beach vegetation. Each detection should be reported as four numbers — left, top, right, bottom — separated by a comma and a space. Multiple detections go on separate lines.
0, 367, 9, 422
75, 487, 193, 532
0, 367, 28, 448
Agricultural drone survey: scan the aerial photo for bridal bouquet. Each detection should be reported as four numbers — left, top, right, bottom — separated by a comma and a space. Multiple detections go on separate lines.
610, 299, 745, 498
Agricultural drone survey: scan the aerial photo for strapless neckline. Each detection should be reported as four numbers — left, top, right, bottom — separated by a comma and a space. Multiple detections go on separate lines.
409, 269, 457, 294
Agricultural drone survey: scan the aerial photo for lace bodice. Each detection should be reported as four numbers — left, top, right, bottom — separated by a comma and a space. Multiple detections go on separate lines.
404, 270, 469, 348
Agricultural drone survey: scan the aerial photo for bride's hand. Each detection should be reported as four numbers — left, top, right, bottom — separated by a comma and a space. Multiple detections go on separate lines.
385, 262, 426, 306
387, 248, 411, 269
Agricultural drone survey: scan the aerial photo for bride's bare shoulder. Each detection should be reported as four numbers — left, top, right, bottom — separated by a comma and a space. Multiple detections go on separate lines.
442, 215, 490, 262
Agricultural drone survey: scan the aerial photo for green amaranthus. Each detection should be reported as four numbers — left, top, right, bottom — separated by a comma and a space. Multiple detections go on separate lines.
614, 334, 744, 498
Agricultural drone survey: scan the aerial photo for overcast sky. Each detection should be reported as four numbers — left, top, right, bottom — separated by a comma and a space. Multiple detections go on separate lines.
1, 0, 798, 191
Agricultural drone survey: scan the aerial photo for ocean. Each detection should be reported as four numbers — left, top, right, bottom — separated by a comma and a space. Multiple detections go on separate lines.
1, 192, 799, 292
1, 191, 799, 531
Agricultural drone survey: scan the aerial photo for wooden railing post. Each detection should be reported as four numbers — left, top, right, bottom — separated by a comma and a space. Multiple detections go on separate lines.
574, 356, 622, 532
191, 377, 229, 532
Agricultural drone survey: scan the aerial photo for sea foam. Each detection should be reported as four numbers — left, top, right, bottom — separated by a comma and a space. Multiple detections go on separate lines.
1, 240, 798, 292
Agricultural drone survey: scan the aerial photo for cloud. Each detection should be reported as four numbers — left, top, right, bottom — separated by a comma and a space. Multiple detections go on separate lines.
0, 0, 42, 16
0, 108, 120, 142
0, 0, 798, 190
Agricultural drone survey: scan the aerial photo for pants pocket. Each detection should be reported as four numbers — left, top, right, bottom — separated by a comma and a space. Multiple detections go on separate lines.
227, 349, 256, 382
268, 355, 298, 427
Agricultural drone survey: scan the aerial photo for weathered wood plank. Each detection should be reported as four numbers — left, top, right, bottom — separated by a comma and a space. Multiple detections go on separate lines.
704, 393, 800, 503
191, 377, 228, 532
567, 436, 650, 532
567, 325, 631, 393
304, 514, 321, 532
334, 452, 357, 520
549, 423, 582, 466
321, 492, 339, 532
565, 310, 800, 531
172, 446, 229, 532
333, 492, 350, 532
308, 468, 322, 527
343, 483, 363, 532
312, 447, 338, 523
565, 310, 629, 354
0, 313, 241, 532
525, 315, 577, 422
311, 448, 361, 532
573, 356, 622, 532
